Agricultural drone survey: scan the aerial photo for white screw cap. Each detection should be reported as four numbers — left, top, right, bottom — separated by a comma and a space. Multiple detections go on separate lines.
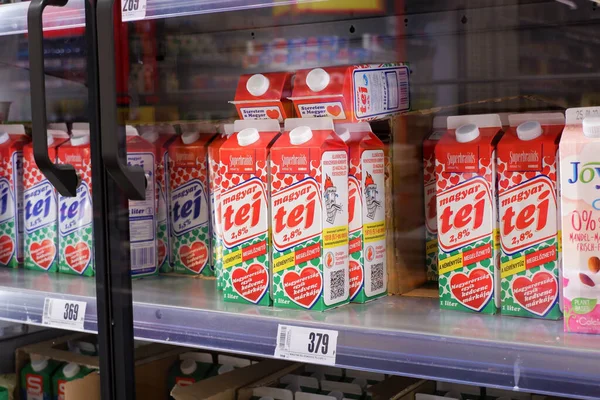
336, 127, 350, 142
306, 68, 330, 92
63, 363, 81, 379
31, 357, 49, 372
47, 135, 55, 146
142, 130, 159, 144
0, 132, 9, 145
218, 364, 235, 375
583, 117, 600, 138
180, 359, 197, 375
78, 342, 96, 354
237, 128, 260, 146
516, 121, 542, 141
126, 125, 138, 137
182, 131, 200, 144
246, 74, 270, 97
289, 126, 313, 145
71, 134, 90, 146
455, 123, 480, 143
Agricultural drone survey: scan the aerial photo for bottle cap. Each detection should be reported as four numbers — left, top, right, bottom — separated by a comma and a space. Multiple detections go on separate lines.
47, 135, 54, 146
336, 127, 350, 142
583, 117, 600, 138
289, 126, 313, 145
78, 341, 96, 354
126, 125, 138, 137
141, 130, 159, 144
180, 359, 197, 375
246, 74, 270, 97
455, 123, 480, 143
63, 363, 81, 379
237, 128, 260, 146
71, 134, 90, 146
306, 68, 330, 92
218, 364, 235, 375
0, 132, 9, 145
31, 357, 49, 372
516, 120, 542, 141
182, 131, 200, 144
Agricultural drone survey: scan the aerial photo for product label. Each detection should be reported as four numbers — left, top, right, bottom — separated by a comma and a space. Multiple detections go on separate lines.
353, 65, 410, 119
128, 152, 157, 276
24, 181, 57, 271
239, 106, 285, 122
157, 146, 171, 273
58, 182, 93, 276
25, 373, 44, 400
208, 145, 223, 288
297, 102, 347, 120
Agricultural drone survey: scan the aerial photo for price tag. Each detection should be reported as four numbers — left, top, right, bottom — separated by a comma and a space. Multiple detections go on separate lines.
42, 298, 87, 330
274, 324, 338, 365
121, 0, 147, 22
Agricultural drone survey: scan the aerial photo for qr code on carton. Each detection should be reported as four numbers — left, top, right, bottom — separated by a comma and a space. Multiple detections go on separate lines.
371, 262, 384, 291
330, 269, 346, 300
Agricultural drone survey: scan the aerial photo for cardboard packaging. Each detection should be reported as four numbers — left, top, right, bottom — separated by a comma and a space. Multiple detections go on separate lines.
435, 114, 502, 314
497, 113, 563, 319
290, 64, 410, 123
219, 120, 280, 306
270, 117, 349, 311
230, 73, 294, 122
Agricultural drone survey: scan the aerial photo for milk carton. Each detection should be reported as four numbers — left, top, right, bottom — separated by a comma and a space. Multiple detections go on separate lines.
335, 122, 386, 303
23, 132, 68, 272
126, 126, 159, 278
57, 134, 94, 276
560, 107, 600, 333
139, 124, 177, 273
219, 120, 280, 305
0, 125, 29, 268
435, 115, 502, 314
168, 123, 216, 276
423, 117, 446, 282
271, 118, 349, 310
209, 123, 234, 290
230, 72, 294, 122
497, 114, 563, 319
289, 63, 410, 123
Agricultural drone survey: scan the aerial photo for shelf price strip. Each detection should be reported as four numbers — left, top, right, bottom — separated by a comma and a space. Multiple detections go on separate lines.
274, 324, 338, 366
42, 298, 87, 330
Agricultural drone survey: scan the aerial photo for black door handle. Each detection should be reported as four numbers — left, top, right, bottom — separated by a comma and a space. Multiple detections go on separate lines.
28, 0, 80, 197
96, 0, 146, 200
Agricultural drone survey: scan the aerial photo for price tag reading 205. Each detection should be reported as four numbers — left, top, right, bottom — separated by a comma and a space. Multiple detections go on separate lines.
121, 0, 147, 22
274, 324, 338, 365
42, 298, 87, 331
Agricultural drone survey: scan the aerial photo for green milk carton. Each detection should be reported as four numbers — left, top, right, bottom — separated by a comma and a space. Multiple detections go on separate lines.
51, 363, 91, 400
21, 356, 59, 400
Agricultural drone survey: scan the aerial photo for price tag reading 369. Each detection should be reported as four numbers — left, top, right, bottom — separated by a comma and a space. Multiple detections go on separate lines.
42, 298, 87, 330
274, 324, 338, 365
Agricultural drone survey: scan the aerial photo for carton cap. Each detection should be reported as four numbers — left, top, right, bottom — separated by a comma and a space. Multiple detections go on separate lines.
48, 129, 69, 139
290, 126, 313, 145
246, 74, 270, 96
285, 117, 334, 132
77, 341, 96, 354
31, 357, 49, 372
71, 130, 89, 137
141, 130, 159, 144
306, 68, 330, 92
182, 131, 200, 144
237, 128, 260, 146
63, 363, 81, 378
455, 123, 480, 143
71, 134, 90, 146
47, 135, 54, 146
0, 132, 9, 145
126, 125, 138, 137
180, 359, 197, 375
516, 121, 542, 141
337, 127, 350, 142
583, 117, 600, 138
218, 364, 235, 375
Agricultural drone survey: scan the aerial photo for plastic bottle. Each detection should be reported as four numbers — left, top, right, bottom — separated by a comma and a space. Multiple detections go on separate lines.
21, 356, 59, 400
167, 359, 207, 398
52, 363, 90, 400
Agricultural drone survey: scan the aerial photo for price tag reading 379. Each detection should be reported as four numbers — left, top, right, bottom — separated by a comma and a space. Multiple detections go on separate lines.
274, 324, 338, 365
42, 298, 87, 330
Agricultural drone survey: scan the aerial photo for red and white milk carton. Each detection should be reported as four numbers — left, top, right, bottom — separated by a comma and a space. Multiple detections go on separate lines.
230, 72, 294, 122
435, 115, 502, 314
497, 113, 563, 319
139, 124, 177, 274
335, 122, 387, 303
219, 120, 280, 305
289, 63, 410, 123
0, 124, 29, 268
126, 126, 159, 278
271, 117, 349, 311
423, 116, 446, 282
168, 123, 217, 276
209, 123, 235, 290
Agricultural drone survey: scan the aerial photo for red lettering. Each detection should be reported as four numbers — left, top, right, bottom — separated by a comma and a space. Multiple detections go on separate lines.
348, 188, 357, 223
516, 204, 536, 230
454, 204, 472, 229
502, 207, 517, 235
472, 191, 486, 230
273, 197, 316, 234
439, 206, 454, 235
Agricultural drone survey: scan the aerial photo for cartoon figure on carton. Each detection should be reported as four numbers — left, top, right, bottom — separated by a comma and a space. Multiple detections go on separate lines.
323, 175, 342, 224
364, 172, 381, 220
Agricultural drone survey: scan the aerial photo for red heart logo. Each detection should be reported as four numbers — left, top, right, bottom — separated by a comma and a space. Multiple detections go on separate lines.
180, 242, 208, 274
327, 105, 342, 117
231, 263, 269, 303
266, 109, 280, 119
65, 243, 91, 274
157, 239, 167, 268
524, 171, 536, 180
349, 260, 363, 300
450, 268, 493, 311
512, 271, 558, 316
283, 267, 323, 309
512, 174, 522, 184
500, 179, 509, 189
30, 239, 56, 270
438, 180, 447, 190
283, 176, 294, 186
0, 235, 14, 265
449, 175, 460, 185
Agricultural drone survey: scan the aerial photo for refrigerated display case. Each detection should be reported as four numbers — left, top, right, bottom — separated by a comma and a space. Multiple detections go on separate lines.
1, 0, 600, 399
